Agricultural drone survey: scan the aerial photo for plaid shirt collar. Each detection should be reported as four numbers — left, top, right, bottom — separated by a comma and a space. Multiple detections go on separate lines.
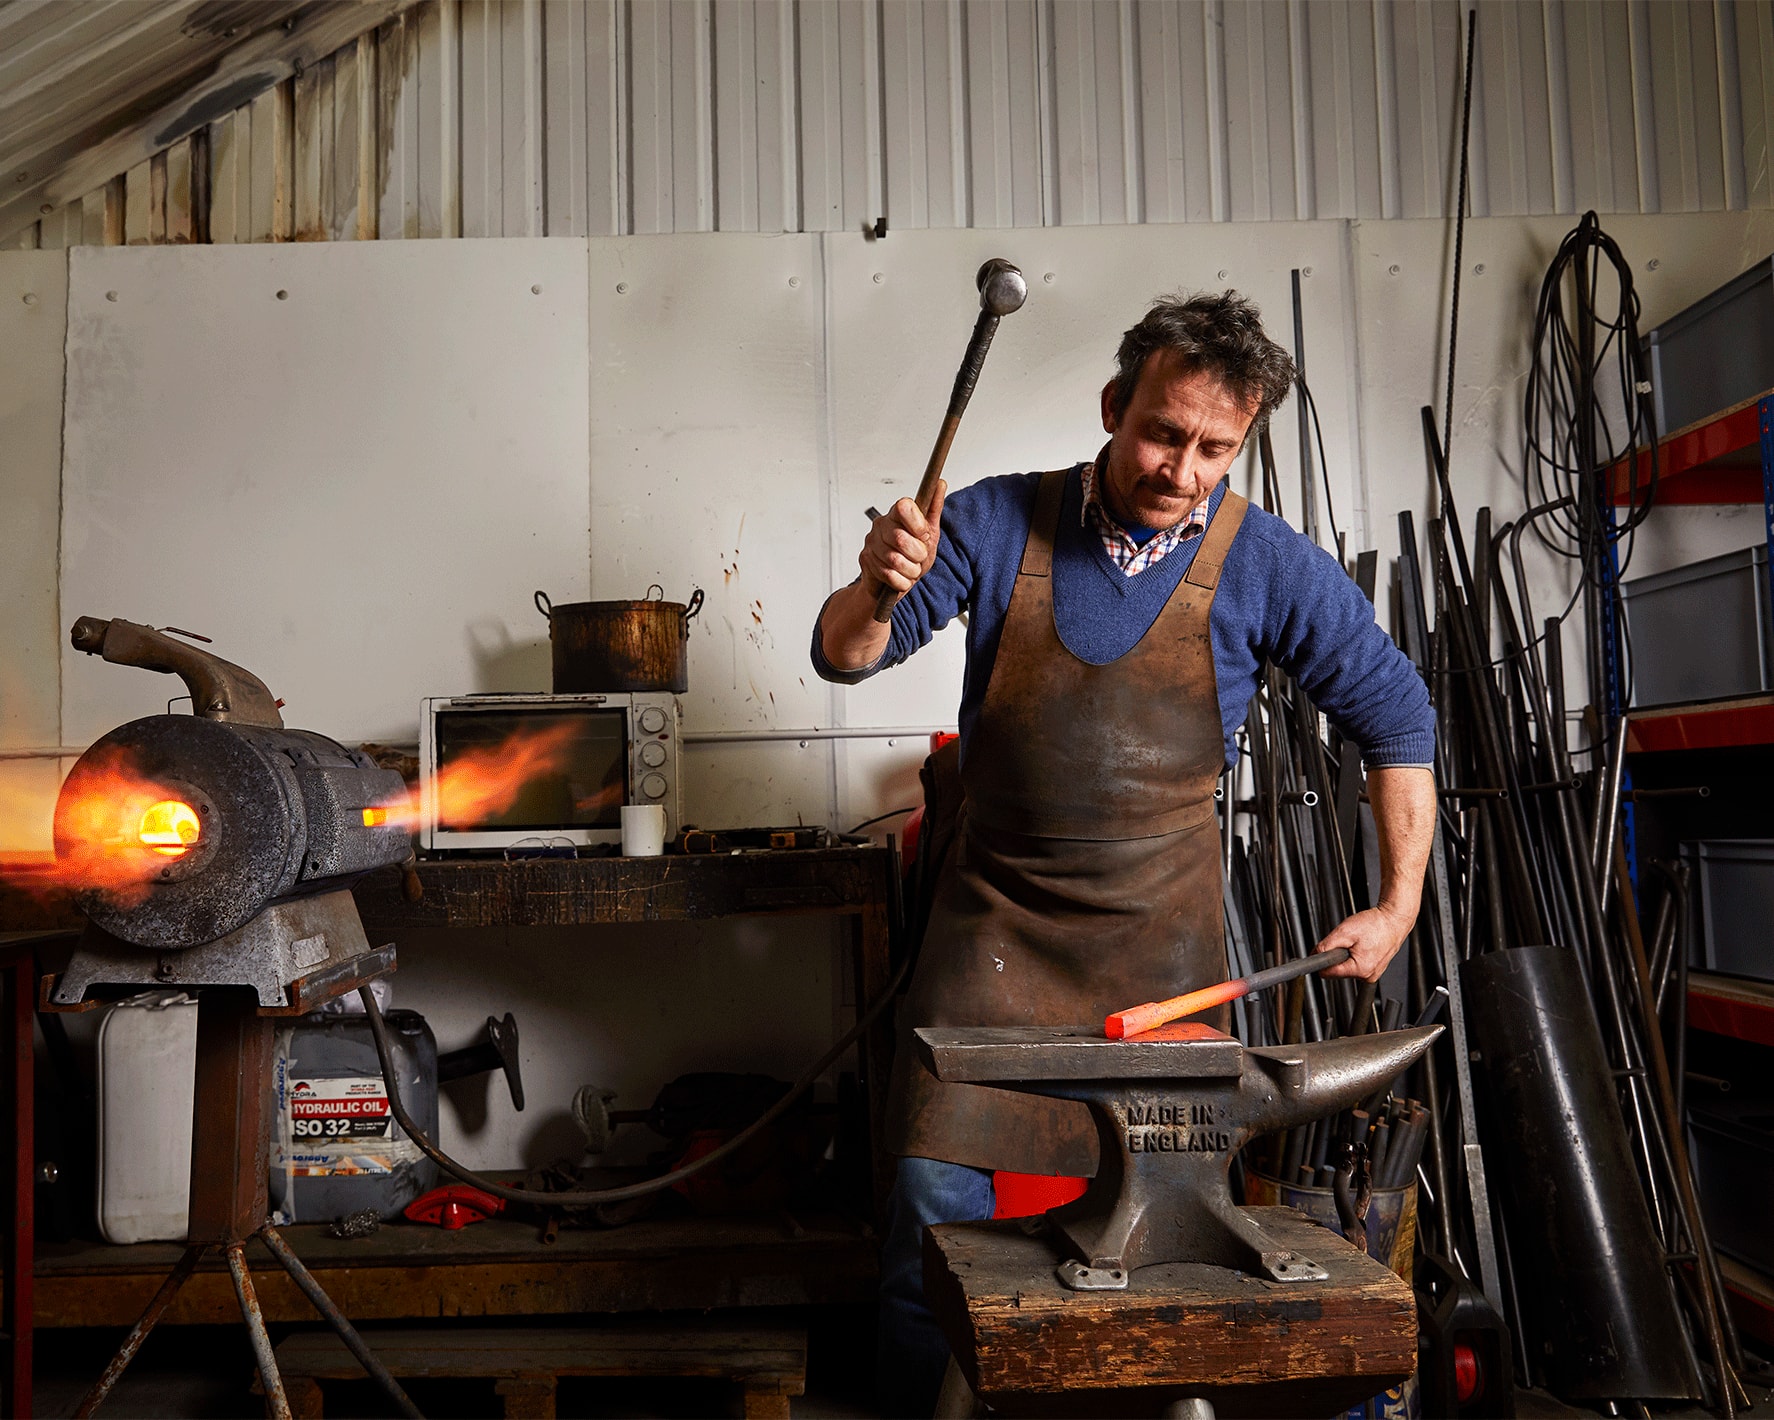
1080, 453, 1211, 577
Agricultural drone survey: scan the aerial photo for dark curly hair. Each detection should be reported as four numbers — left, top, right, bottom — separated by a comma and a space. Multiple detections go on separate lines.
1108, 291, 1296, 430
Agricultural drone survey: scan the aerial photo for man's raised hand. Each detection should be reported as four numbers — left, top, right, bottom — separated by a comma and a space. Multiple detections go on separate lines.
861, 481, 947, 598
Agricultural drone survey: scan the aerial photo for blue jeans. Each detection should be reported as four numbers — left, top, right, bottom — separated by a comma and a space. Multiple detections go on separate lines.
876, 1156, 996, 1417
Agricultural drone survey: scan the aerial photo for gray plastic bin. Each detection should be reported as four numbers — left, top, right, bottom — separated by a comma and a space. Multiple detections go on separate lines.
1682, 840, 1774, 985
1688, 1095, 1774, 1274
1620, 545, 1772, 709
1644, 257, 1774, 435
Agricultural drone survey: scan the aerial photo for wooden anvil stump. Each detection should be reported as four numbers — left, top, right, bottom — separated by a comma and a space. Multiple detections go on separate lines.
923, 1210, 1416, 1418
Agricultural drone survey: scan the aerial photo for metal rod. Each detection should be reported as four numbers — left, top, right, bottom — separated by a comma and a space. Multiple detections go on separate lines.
1594, 715, 1631, 914
1611, 843, 1745, 1408
258, 1225, 425, 1420
1292, 269, 1320, 546
682, 725, 954, 744
226, 1244, 291, 1420
75, 1245, 208, 1417
1426, 803, 1503, 1306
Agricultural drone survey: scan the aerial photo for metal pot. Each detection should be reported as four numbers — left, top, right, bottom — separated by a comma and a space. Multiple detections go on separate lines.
534, 585, 703, 694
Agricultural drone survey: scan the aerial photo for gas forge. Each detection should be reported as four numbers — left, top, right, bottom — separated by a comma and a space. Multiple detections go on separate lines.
48, 617, 422, 1419
51, 617, 414, 1007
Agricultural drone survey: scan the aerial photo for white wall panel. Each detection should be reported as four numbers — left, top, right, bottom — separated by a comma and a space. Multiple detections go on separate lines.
585, 233, 833, 829
58, 240, 591, 748
0, 250, 68, 852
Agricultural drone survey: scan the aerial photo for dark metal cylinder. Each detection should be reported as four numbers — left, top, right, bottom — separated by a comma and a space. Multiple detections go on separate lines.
1462, 945, 1699, 1402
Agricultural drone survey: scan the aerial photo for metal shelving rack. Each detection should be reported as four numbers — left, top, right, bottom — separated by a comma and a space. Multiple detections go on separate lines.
1611, 388, 1774, 1350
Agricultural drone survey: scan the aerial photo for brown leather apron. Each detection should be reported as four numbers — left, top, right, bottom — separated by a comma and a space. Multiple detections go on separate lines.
884, 469, 1250, 1176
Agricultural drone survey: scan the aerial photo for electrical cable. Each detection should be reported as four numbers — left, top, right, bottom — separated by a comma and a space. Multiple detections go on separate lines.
847, 806, 916, 834
1518, 211, 1661, 714
1295, 373, 1343, 553
356, 949, 912, 1207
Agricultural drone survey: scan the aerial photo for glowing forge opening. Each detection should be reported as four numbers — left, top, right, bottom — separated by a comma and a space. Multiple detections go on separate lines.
138, 800, 201, 857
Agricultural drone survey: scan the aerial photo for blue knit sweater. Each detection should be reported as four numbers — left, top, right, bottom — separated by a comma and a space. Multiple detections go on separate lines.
813, 466, 1436, 771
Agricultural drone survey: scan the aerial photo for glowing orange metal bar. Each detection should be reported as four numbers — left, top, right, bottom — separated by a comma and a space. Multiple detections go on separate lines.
1105, 947, 1352, 1039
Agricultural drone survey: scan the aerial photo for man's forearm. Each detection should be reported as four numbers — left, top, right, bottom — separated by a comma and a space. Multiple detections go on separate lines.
1367, 765, 1436, 919
1314, 763, 1435, 980
818, 580, 894, 673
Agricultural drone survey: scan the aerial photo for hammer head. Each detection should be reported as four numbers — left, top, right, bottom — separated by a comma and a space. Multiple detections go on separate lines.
976, 259, 1028, 318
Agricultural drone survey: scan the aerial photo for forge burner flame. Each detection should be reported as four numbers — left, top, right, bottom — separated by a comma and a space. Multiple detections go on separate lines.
138, 799, 200, 856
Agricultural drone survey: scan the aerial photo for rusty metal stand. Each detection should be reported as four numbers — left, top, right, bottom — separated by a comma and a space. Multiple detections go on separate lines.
70, 987, 422, 1420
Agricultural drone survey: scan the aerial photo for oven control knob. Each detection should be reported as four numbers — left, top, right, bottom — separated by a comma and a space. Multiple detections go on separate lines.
640, 742, 667, 768
641, 773, 668, 800
637, 707, 667, 735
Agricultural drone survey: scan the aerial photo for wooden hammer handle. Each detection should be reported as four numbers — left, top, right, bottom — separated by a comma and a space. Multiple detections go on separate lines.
872, 309, 1003, 624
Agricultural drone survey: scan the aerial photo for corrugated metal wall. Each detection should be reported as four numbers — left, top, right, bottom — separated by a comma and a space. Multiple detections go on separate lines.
10, 0, 1774, 251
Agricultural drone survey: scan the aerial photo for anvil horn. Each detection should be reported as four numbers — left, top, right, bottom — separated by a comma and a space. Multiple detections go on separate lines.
1245, 1026, 1442, 1135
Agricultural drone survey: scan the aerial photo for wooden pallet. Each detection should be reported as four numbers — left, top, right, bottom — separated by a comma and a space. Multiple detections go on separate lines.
262, 1321, 807, 1419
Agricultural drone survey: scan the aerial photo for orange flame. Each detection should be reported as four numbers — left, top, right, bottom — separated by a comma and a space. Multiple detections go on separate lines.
51, 745, 201, 904
384, 720, 588, 830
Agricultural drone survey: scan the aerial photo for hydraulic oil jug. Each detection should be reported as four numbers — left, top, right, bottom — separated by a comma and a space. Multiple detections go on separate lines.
269, 1009, 439, 1224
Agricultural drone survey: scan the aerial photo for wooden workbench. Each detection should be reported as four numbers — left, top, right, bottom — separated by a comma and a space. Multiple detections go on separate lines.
6, 849, 899, 1352
34, 1213, 877, 1328
924, 1207, 1417, 1418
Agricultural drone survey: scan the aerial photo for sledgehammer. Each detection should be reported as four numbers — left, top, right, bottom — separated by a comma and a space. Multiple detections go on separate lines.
872, 258, 1028, 623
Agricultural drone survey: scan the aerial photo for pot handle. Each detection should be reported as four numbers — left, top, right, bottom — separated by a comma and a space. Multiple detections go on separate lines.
534, 590, 553, 621
682, 588, 705, 634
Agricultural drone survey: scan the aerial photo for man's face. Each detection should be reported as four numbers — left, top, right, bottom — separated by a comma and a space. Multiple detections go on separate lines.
1098, 350, 1258, 530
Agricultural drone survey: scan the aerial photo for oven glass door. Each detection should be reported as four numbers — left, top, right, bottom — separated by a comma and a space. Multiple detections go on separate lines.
433, 706, 627, 832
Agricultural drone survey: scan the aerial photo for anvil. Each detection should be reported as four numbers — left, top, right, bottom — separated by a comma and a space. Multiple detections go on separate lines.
915, 1021, 1441, 1291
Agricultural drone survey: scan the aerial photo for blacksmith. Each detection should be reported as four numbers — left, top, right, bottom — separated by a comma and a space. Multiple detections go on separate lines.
810, 291, 1437, 1414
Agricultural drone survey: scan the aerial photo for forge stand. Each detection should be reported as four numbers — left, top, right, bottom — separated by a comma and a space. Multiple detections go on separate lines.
49, 952, 421, 1420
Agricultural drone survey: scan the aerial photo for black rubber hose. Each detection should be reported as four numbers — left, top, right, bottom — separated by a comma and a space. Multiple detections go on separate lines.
357, 952, 911, 1206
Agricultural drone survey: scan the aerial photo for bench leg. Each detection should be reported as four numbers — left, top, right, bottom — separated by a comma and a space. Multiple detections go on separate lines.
285, 1376, 326, 1420
495, 1375, 557, 1419
736, 1386, 792, 1419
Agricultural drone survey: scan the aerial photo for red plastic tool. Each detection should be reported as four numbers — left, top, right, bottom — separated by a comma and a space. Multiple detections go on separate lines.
403, 1184, 507, 1230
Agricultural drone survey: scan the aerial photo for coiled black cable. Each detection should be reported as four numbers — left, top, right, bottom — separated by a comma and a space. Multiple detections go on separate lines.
1521, 212, 1661, 563
1519, 210, 1661, 708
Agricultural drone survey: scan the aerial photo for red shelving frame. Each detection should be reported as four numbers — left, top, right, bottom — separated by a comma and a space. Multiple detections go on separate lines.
1607, 391, 1770, 505
1687, 972, 1774, 1049
1627, 692, 1774, 754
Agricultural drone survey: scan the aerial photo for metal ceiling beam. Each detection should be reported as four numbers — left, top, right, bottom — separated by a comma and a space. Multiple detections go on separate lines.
0, 0, 424, 245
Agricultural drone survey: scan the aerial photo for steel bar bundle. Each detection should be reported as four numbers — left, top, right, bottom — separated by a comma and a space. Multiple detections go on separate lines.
1224, 435, 1433, 1208
1382, 211, 1749, 1411
1222, 214, 1751, 1414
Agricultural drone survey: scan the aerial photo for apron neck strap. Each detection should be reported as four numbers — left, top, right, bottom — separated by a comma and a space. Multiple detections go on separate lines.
1016, 468, 1071, 578
1183, 490, 1249, 590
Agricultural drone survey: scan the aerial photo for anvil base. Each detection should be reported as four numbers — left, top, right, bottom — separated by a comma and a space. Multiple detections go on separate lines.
924, 1211, 1416, 1418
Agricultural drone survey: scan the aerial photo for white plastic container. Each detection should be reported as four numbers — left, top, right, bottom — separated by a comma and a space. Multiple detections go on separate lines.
95, 991, 198, 1243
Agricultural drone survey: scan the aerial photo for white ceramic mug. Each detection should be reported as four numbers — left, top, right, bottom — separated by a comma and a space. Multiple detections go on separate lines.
620, 804, 667, 856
